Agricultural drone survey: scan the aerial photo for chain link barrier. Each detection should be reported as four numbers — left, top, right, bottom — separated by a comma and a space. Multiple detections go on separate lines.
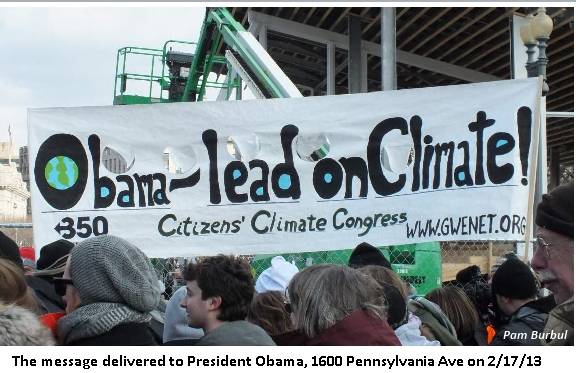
148, 240, 522, 300
0, 224, 522, 299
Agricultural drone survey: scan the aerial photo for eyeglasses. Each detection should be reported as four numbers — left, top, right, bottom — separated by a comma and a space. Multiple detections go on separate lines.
53, 278, 74, 296
533, 236, 554, 259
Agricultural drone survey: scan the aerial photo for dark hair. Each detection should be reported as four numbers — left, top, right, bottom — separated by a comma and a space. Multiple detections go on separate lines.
456, 265, 482, 285
0, 231, 23, 269
247, 291, 293, 336
358, 265, 408, 329
359, 265, 410, 300
182, 255, 254, 322
460, 279, 492, 326
425, 286, 479, 343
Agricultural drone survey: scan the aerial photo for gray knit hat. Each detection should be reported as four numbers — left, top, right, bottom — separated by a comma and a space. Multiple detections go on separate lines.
70, 235, 160, 313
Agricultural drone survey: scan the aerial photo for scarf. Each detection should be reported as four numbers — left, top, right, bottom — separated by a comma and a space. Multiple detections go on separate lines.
58, 302, 150, 345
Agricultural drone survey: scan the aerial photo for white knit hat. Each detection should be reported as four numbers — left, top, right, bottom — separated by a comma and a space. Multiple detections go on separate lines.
255, 256, 299, 293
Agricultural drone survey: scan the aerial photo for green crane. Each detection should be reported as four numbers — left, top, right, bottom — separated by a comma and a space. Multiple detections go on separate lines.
112, 7, 441, 295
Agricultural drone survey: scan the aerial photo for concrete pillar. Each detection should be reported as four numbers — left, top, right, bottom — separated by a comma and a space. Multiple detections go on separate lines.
381, 7, 397, 90
361, 51, 368, 92
327, 41, 336, 95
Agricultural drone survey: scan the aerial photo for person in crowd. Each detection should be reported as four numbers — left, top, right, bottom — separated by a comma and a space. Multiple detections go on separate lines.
532, 181, 573, 346
180, 255, 275, 346
408, 294, 462, 346
275, 264, 400, 346
255, 256, 299, 293
56, 235, 161, 345
26, 239, 73, 314
455, 265, 492, 327
0, 302, 54, 346
0, 230, 23, 269
248, 291, 294, 337
163, 286, 204, 345
378, 267, 411, 299
0, 258, 38, 312
425, 286, 481, 345
375, 267, 457, 345
486, 252, 523, 339
490, 257, 553, 346
490, 252, 518, 279
348, 242, 391, 269
19, 246, 36, 273
358, 265, 439, 346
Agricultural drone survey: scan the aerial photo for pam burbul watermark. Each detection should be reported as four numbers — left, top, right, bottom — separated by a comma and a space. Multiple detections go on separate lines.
502, 329, 569, 342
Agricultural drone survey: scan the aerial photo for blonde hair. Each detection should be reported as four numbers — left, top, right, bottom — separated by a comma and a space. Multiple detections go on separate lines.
0, 258, 39, 313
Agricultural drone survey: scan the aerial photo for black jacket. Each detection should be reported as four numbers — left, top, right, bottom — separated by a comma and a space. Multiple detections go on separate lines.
26, 276, 66, 314
491, 296, 555, 346
65, 323, 158, 346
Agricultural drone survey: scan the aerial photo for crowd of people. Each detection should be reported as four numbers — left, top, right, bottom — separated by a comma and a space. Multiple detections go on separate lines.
0, 182, 573, 346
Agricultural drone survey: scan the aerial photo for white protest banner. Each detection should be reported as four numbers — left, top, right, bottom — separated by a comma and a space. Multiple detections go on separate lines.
29, 78, 541, 257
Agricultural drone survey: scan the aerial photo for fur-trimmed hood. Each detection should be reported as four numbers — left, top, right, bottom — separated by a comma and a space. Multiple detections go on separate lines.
0, 303, 55, 346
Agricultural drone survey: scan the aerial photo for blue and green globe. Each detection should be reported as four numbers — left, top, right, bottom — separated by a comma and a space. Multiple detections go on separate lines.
45, 156, 79, 190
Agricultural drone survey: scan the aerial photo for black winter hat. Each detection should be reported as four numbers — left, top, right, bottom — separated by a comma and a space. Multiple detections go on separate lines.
348, 242, 391, 269
0, 231, 23, 269
36, 239, 74, 271
491, 258, 537, 300
536, 182, 573, 238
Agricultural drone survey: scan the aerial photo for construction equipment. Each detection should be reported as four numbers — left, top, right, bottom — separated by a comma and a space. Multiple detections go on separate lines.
114, 8, 301, 105
113, 7, 441, 295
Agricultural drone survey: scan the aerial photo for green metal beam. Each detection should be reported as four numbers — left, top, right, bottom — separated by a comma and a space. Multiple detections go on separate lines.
181, 7, 289, 101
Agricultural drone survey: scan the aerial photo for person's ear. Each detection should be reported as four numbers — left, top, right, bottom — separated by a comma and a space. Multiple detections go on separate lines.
208, 296, 222, 311
501, 296, 513, 305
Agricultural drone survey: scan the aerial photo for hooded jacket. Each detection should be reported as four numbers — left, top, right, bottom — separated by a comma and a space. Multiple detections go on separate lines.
541, 296, 573, 346
394, 312, 441, 346
408, 297, 462, 346
0, 303, 55, 346
274, 309, 401, 346
491, 296, 555, 346
163, 286, 204, 343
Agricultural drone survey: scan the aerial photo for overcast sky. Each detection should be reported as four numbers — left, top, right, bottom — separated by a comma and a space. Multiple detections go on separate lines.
0, 6, 206, 149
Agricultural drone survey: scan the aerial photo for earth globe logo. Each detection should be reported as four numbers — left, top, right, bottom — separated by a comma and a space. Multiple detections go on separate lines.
45, 156, 79, 190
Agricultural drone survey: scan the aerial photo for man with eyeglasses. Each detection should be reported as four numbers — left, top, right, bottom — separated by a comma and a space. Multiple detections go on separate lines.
531, 182, 573, 346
